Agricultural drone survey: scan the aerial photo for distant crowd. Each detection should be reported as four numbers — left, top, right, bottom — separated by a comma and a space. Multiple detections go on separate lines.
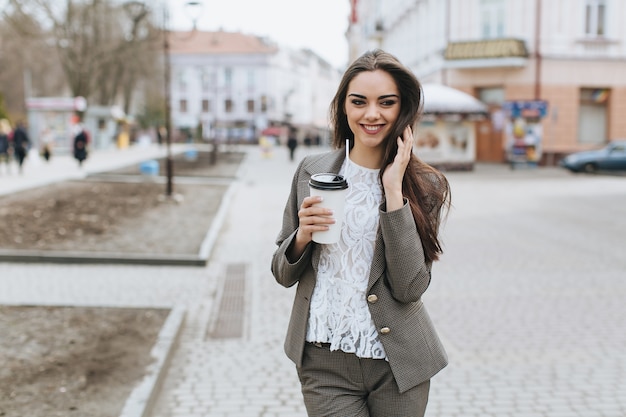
0, 119, 31, 175
0, 118, 91, 175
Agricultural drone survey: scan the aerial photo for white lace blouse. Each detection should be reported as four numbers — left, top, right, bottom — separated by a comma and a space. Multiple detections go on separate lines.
305, 156, 387, 359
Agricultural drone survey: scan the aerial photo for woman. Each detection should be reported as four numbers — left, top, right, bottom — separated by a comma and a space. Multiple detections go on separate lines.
271, 49, 451, 416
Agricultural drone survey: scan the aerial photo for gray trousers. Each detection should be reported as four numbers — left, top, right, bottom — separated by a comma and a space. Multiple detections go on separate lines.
296, 342, 430, 417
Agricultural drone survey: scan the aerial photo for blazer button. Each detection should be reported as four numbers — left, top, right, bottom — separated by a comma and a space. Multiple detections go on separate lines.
367, 294, 378, 303
380, 327, 391, 334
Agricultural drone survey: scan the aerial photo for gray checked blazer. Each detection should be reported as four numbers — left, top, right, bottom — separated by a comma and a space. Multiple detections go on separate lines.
271, 148, 448, 393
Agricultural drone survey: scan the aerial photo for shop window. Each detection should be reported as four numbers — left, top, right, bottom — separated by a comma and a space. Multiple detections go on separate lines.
578, 88, 608, 145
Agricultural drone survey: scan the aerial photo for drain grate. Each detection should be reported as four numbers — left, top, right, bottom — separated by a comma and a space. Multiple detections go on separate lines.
207, 263, 246, 339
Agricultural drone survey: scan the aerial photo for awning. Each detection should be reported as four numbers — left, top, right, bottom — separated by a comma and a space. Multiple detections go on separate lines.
261, 126, 283, 136
422, 84, 489, 116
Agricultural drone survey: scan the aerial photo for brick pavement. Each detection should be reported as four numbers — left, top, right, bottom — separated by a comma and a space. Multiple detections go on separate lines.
1, 144, 625, 416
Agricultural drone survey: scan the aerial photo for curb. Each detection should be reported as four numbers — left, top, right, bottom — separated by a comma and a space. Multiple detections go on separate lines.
0, 249, 208, 267
119, 306, 187, 417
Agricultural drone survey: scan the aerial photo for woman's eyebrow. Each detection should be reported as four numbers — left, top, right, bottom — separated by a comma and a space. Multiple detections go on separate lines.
348, 93, 399, 99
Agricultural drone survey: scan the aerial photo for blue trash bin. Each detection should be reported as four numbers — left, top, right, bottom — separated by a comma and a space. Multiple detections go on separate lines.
139, 160, 159, 176
184, 148, 198, 161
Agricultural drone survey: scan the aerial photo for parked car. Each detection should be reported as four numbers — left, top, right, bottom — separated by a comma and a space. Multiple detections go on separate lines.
559, 140, 626, 173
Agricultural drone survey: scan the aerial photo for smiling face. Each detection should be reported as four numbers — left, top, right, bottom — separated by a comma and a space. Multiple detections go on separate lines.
345, 70, 400, 165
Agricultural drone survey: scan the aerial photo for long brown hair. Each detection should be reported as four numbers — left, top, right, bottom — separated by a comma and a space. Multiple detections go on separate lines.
329, 49, 451, 263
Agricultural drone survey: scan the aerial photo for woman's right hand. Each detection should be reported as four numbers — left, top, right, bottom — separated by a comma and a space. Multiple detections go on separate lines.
288, 196, 335, 260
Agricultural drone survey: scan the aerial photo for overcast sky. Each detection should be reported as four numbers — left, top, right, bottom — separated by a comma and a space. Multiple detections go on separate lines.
167, 0, 351, 69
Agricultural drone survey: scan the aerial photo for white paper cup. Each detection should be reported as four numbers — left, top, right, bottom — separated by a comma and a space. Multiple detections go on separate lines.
309, 173, 349, 244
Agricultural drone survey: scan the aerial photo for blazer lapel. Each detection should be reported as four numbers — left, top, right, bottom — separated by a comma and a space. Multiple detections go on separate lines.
302, 148, 346, 176
367, 228, 385, 291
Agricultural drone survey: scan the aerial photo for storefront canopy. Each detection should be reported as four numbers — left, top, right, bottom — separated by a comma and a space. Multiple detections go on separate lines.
422, 83, 489, 116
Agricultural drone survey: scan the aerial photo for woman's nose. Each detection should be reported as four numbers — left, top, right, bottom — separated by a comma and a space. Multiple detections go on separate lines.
364, 104, 380, 120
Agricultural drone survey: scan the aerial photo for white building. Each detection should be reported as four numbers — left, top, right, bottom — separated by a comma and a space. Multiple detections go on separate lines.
168, 31, 342, 144
348, 0, 626, 165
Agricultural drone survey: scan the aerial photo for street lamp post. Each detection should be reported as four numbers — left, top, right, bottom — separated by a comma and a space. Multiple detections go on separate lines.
163, 7, 174, 197
162, 1, 203, 197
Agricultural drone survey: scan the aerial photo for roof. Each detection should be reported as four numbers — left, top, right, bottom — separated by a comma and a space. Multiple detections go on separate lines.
168, 30, 278, 55
422, 83, 488, 115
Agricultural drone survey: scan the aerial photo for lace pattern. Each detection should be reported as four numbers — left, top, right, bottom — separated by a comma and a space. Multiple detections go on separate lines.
306, 157, 387, 359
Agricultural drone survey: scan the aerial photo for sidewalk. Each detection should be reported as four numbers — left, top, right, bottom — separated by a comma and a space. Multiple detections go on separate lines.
0, 143, 188, 196
1, 145, 625, 417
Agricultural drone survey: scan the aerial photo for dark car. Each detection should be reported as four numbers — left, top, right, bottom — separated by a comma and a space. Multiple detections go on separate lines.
559, 140, 626, 173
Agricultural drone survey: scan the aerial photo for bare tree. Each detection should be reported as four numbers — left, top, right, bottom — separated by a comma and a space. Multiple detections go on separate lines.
1, 0, 161, 117
0, 5, 67, 119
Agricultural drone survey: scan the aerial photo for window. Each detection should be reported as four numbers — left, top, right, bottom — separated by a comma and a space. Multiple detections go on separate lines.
224, 68, 233, 87
480, 0, 505, 38
260, 95, 268, 112
247, 100, 255, 113
201, 71, 210, 92
202, 99, 210, 113
585, 0, 606, 36
177, 71, 187, 92
225, 99, 233, 113
478, 87, 505, 105
179, 99, 187, 113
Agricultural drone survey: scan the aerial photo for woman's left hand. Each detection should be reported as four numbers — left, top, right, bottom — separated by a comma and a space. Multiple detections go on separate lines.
382, 125, 413, 206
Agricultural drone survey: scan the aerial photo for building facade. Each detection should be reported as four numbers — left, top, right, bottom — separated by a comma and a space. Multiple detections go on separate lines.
168, 31, 342, 144
348, 0, 626, 164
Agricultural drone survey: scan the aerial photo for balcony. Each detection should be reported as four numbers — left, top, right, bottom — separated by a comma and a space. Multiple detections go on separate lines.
444, 38, 529, 69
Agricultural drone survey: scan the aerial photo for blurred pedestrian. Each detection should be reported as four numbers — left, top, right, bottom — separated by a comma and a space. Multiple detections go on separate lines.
156, 125, 165, 146
73, 124, 89, 167
271, 49, 451, 417
12, 120, 30, 174
40, 127, 54, 162
0, 119, 12, 174
259, 135, 274, 158
286, 129, 298, 162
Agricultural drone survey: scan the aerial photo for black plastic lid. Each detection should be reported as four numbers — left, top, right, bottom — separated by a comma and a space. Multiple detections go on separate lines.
309, 173, 348, 190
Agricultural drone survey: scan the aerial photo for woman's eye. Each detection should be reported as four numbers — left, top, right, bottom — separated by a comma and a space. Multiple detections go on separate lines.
381, 99, 397, 106
351, 99, 365, 105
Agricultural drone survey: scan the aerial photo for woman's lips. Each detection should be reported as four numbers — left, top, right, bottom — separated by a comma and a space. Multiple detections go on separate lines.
362, 124, 383, 134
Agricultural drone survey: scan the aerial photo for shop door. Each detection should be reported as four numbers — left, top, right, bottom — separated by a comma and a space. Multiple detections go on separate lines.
475, 119, 504, 162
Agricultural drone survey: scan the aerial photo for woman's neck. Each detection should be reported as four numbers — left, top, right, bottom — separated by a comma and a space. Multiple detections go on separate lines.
348, 146, 383, 169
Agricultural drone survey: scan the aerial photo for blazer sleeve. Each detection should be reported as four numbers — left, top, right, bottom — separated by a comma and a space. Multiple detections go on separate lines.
271, 158, 314, 288
379, 199, 432, 303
